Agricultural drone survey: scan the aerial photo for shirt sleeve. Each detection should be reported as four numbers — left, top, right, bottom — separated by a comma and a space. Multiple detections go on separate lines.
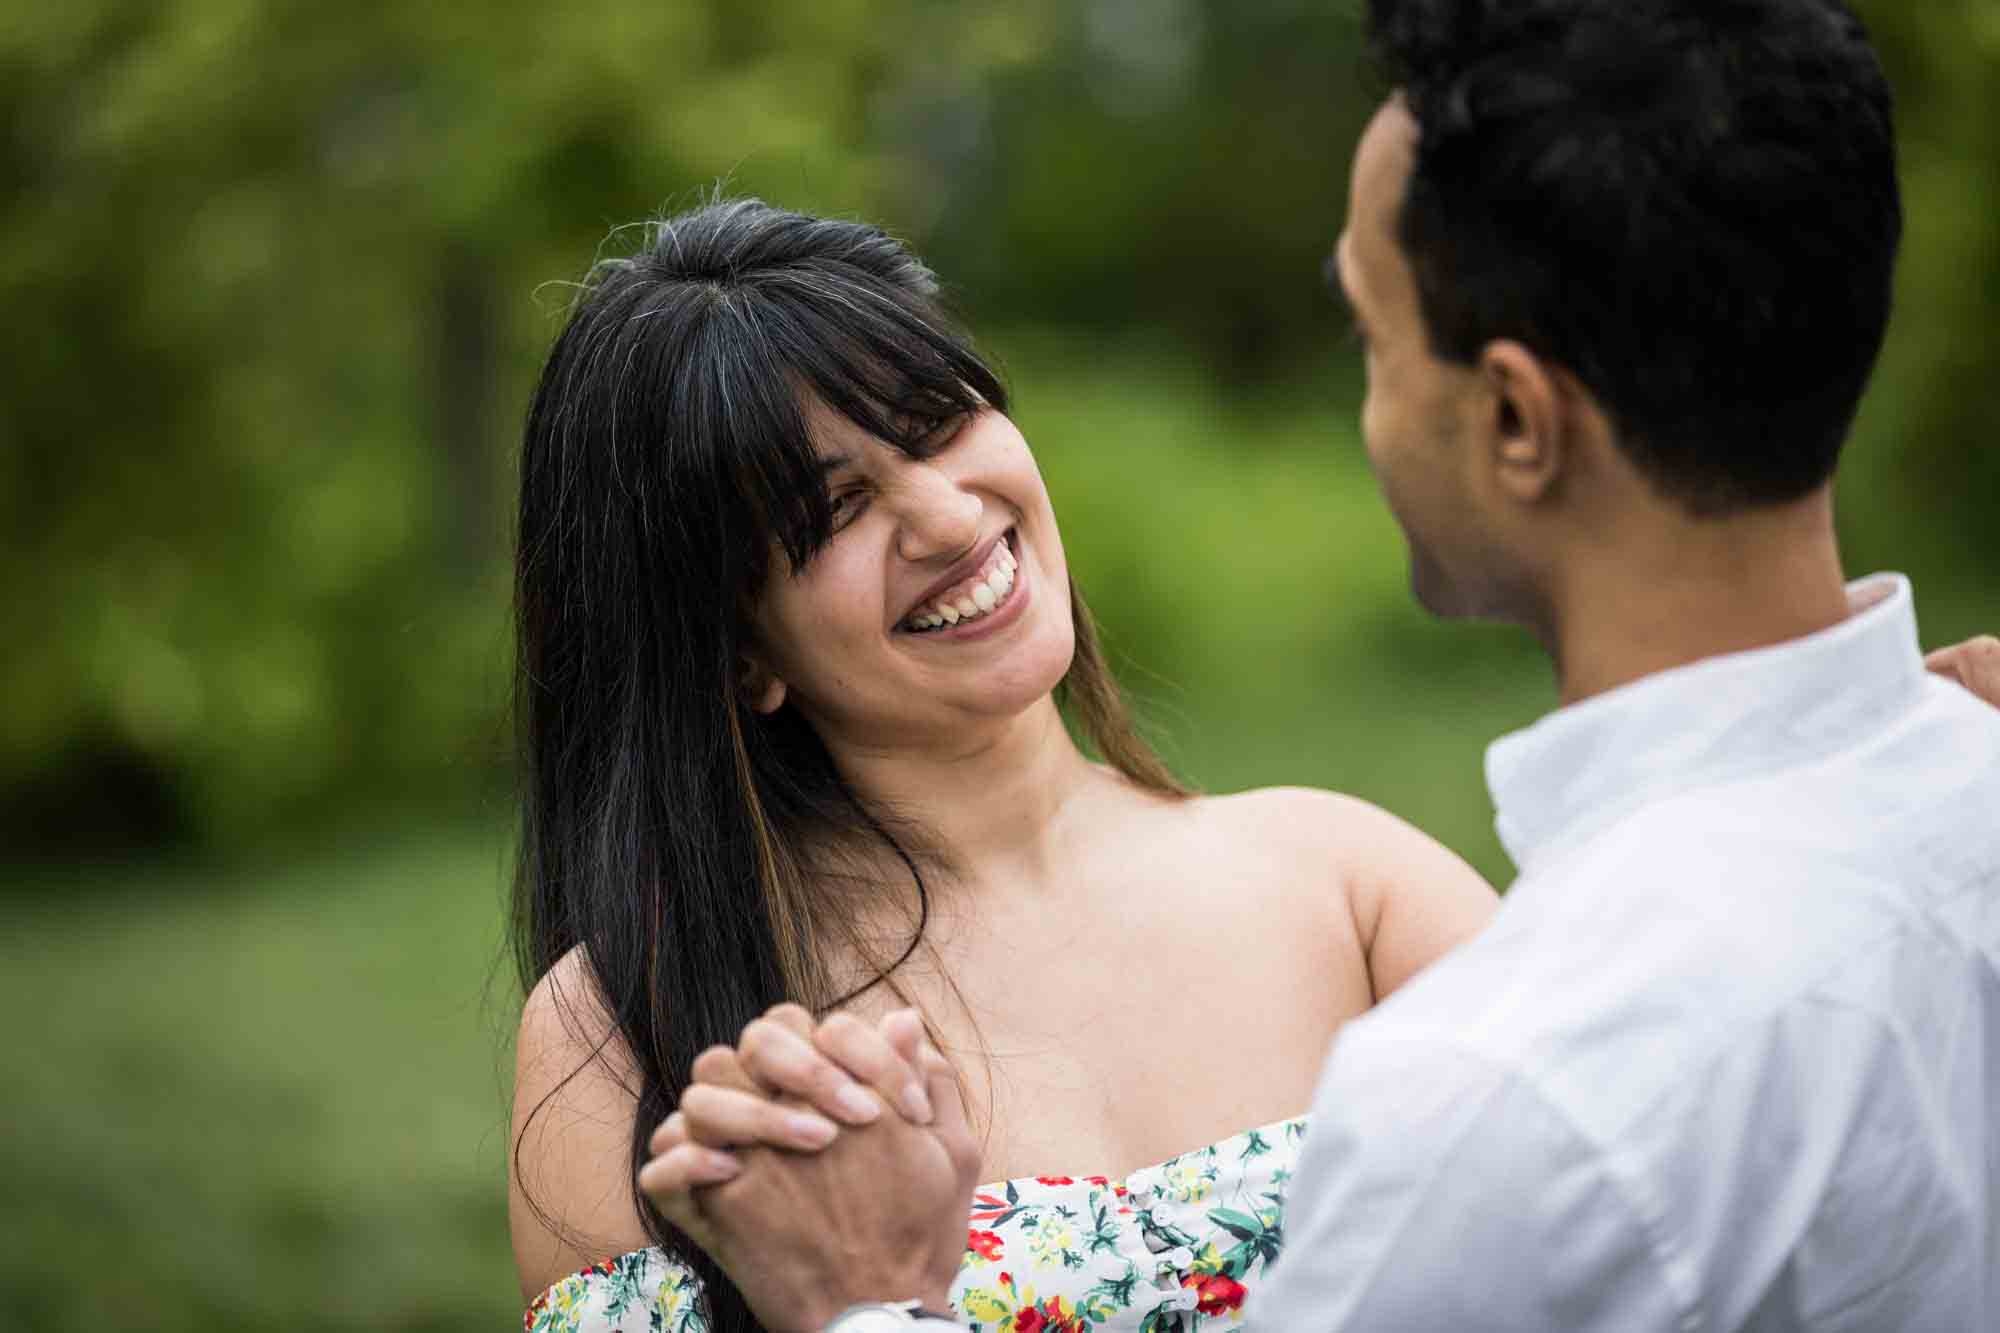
1255, 1022, 1691, 1332
524, 1247, 710, 1333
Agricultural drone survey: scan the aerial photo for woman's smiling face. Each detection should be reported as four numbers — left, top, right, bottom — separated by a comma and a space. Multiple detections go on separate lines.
746, 399, 1076, 752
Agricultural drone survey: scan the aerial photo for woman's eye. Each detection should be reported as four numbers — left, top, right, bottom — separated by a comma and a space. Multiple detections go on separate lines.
829, 488, 868, 527
889, 407, 970, 456
921, 413, 969, 454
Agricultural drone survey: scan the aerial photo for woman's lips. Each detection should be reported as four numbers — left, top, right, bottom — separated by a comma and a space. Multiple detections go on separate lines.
900, 530, 1025, 636
902, 530, 1012, 625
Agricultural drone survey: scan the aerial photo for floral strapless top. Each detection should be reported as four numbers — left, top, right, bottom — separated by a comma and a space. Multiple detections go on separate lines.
525, 1113, 1309, 1332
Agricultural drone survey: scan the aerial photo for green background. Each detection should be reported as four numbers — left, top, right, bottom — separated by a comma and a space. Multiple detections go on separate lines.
3, 1, 1995, 1327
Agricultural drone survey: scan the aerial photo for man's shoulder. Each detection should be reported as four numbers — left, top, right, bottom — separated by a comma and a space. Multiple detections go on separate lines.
1350, 832, 1933, 1137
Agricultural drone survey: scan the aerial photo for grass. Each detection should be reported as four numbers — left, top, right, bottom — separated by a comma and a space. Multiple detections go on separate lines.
0, 824, 524, 1331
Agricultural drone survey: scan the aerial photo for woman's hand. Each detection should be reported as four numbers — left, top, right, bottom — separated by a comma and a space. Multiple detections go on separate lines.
736, 1004, 938, 1126
639, 1017, 978, 1332
1927, 636, 2000, 706
646, 1006, 939, 1192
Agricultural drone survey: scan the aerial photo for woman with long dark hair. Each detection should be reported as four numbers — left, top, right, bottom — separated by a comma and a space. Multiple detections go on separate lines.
508, 198, 1497, 1332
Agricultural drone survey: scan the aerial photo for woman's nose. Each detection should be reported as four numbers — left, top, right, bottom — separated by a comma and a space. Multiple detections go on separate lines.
891, 463, 984, 563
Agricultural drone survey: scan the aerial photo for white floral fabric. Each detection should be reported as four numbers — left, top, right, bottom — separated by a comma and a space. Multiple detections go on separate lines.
524, 1114, 1310, 1332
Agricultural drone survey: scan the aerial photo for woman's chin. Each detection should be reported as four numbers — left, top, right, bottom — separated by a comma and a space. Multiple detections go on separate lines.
912, 629, 1078, 735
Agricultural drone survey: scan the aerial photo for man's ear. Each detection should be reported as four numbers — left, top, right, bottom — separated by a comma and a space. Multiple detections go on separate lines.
740, 655, 788, 715
1477, 340, 1567, 505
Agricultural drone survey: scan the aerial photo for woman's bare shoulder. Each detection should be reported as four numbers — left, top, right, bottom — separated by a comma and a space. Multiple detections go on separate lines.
1168, 786, 1385, 914
1187, 784, 1418, 863
1193, 787, 1498, 994
509, 946, 654, 1303
1195, 785, 1470, 872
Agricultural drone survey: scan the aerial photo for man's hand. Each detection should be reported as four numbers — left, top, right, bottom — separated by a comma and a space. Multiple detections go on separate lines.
644, 1005, 941, 1179
640, 1010, 978, 1332
1927, 636, 2000, 708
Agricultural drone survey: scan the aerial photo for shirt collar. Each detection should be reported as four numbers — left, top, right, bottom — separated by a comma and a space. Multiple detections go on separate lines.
1485, 574, 1926, 872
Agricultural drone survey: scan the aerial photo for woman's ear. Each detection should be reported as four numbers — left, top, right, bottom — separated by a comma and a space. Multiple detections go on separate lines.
740, 657, 788, 715
744, 656, 788, 716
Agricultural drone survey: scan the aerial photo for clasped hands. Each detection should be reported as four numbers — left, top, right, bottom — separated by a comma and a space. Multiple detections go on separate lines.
639, 1005, 978, 1332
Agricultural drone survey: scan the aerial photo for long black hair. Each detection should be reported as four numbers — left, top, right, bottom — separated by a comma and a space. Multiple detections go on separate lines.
511, 198, 1184, 1330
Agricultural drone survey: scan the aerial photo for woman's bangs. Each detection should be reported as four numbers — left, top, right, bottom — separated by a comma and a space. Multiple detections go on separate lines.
691, 268, 1010, 575
769, 275, 1007, 460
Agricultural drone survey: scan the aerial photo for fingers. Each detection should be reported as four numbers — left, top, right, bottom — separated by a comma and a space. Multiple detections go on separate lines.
1928, 636, 2000, 708
639, 1103, 755, 1247
738, 1014, 884, 1126
880, 1007, 926, 1066
919, 1038, 982, 1188
816, 1011, 933, 1125
880, 1007, 980, 1181
674, 1083, 839, 1153
638, 1139, 742, 1204
649, 1109, 689, 1157
691, 1043, 760, 1093
1924, 646, 1965, 684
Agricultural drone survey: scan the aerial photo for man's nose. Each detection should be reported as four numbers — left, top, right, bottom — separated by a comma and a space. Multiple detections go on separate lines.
892, 464, 984, 563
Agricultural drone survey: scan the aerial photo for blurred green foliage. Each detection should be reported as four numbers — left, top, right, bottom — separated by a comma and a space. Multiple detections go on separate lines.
1, 0, 1992, 853
1, 1, 1997, 1327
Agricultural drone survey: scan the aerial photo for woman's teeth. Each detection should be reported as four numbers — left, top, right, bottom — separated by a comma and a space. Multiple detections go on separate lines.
905, 540, 1019, 632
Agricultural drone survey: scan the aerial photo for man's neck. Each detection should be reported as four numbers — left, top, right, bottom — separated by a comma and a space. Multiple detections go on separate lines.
1545, 491, 1851, 707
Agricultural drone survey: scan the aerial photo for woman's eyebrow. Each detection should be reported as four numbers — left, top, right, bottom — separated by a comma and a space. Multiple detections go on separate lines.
815, 454, 853, 477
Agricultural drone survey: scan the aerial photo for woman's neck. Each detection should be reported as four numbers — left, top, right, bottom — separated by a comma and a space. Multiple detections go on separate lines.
828, 696, 1111, 901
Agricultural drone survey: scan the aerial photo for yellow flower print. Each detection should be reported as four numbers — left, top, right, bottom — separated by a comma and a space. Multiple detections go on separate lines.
1027, 1219, 1080, 1267
961, 1287, 1011, 1322
1162, 1161, 1213, 1203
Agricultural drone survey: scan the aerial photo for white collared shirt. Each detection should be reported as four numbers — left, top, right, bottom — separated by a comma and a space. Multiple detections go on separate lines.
1259, 575, 2000, 1331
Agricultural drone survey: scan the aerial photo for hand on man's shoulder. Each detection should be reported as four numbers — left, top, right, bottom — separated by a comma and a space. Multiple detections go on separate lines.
1926, 634, 2000, 707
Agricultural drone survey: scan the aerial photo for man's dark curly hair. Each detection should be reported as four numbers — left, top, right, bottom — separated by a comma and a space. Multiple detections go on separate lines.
1366, 0, 1901, 514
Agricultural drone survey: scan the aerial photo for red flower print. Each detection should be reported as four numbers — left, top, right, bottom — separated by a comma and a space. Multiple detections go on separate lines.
1085, 1175, 1110, 1186
1014, 1298, 1084, 1332
1034, 1175, 1073, 1186
967, 1229, 1004, 1260
1183, 1272, 1249, 1316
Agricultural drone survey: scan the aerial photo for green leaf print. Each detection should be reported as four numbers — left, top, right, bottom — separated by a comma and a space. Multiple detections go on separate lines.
1088, 1198, 1122, 1254
1086, 1263, 1142, 1310
1208, 1207, 1266, 1242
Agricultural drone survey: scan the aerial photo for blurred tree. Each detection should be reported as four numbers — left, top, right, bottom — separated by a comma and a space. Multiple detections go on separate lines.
1, 0, 1993, 855
903, 0, 1374, 380
1849, 0, 2000, 569
0, 0, 960, 848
